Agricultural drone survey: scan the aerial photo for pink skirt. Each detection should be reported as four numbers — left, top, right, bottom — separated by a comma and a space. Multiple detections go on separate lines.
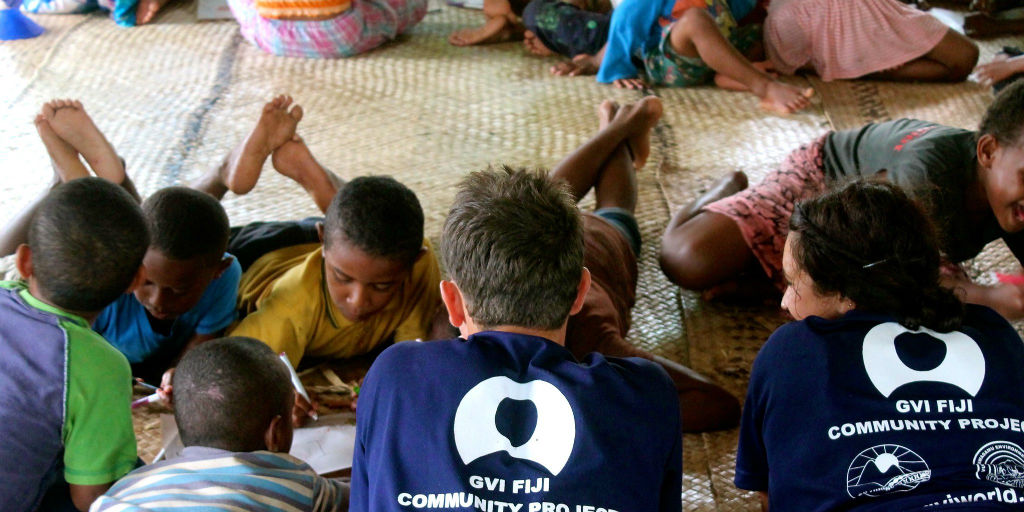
764, 0, 949, 81
703, 135, 829, 289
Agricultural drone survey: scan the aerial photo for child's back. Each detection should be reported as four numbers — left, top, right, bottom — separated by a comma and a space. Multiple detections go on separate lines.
0, 178, 148, 512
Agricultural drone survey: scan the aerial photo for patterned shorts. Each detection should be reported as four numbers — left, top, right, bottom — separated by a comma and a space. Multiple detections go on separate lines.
703, 134, 830, 288
643, 0, 761, 87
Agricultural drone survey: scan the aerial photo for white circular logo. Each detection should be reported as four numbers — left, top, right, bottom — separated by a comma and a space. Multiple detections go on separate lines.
974, 441, 1024, 488
847, 444, 931, 498
453, 376, 576, 476
862, 323, 985, 398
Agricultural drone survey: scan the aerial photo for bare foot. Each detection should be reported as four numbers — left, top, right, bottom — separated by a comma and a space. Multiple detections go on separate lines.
551, 54, 599, 76
596, 99, 618, 130
42, 99, 125, 184
523, 30, 554, 56
272, 136, 340, 213
609, 96, 663, 170
136, 0, 172, 25
34, 114, 89, 182
448, 21, 520, 46
759, 82, 813, 115
223, 95, 304, 195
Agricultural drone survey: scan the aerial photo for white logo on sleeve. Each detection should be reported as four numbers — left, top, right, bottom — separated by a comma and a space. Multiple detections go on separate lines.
862, 323, 985, 398
453, 376, 575, 476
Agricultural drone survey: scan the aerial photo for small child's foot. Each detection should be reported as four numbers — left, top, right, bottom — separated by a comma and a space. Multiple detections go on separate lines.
42, 99, 125, 184
272, 136, 338, 213
136, 0, 172, 24
34, 114, 90, 182
225, 95, 304, 195
596, 100, 619, 130
759, 82, 813, 115
611, 96, 663, 170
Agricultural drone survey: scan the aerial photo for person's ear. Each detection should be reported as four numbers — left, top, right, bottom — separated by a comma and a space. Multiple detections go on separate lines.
316, 222, 325, 243
440, 280, 467, 329
14, 244, 33, 280
568, 267, 592, 317
264, 414, 290, 452
977, 133, 999, 171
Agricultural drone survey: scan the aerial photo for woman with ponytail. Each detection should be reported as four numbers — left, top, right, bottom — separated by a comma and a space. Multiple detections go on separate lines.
735, 180, 1024, 510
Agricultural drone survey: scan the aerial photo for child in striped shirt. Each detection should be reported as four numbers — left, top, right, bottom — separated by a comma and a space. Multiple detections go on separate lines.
91, 337, 348, 512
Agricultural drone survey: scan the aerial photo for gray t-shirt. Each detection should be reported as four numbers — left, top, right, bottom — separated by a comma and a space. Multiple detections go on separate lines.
822, 119, 1024, 264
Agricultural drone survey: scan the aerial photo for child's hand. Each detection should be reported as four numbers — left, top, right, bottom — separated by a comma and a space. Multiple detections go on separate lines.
292, 392, 320, 427
974, 54, 1023, 88
984, 282, 1024, 320
158, 368, 175, 406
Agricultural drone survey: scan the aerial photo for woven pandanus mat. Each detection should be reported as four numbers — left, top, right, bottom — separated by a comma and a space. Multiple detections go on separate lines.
0, 1, 738, 507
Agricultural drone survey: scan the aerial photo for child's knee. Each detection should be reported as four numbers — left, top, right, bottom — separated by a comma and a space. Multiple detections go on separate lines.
658, 231, 718, 290
669, 8, 714, 53
949, 41, 980, 81
674, 7, 713, 32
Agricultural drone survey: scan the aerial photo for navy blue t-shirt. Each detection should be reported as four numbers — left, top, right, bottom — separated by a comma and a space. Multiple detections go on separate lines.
736, 305, 1024, 510
351, 331, 682, 512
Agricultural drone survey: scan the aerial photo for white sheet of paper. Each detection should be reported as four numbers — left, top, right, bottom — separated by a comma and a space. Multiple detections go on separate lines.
289, 423, 357, 474
158, 412, 356, 474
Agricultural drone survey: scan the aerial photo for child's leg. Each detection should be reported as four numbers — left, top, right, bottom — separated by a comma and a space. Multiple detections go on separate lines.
590, 101, 637, 213
35, 113, 89, 182
549, 96, 663, 185
136, 0, 175, 24
667, 8, 811, 114
271, 137, 345, 213
192, 95, 303, 200
659, 171, 757, 290
870, 29, 978, 82
448, 0, 522, 46
42, 100, 130, 186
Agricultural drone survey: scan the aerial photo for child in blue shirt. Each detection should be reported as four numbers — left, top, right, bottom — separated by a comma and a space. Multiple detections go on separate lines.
1, 99, 240, 383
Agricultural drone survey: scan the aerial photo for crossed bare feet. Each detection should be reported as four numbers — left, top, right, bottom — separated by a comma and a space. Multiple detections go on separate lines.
37, 99, 125, 185
600, 95, 663, 170
220, 95, 304, 195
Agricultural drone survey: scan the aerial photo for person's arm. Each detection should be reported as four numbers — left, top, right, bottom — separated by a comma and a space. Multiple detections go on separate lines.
64, 329, 138, 512
70, 484, 112, 511
974, 54, 1024, 89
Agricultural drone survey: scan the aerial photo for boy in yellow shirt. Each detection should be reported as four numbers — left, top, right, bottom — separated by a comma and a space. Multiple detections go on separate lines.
193, 96, 443, 370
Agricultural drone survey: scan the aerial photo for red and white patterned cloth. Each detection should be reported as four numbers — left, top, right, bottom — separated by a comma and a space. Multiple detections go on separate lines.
764, 0, 949, 81
228, 0, 427, 58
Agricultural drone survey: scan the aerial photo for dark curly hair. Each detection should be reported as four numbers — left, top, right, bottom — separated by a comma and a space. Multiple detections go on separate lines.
789, 180, 964, 332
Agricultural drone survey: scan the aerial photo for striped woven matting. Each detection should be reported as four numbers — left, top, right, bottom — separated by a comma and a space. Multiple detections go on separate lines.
3, 2, 1024, 509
